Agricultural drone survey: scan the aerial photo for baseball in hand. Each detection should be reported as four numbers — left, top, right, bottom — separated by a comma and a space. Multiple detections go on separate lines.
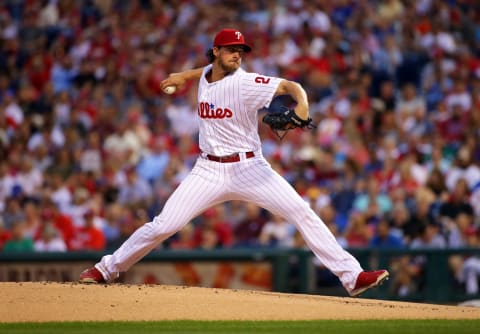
163, 86, 176, 95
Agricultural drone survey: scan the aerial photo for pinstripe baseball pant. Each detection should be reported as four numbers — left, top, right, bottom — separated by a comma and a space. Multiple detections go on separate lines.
96, 155, 363, 292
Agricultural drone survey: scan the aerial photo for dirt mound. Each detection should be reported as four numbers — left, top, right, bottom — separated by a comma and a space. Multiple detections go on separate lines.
1, 282, 479, 322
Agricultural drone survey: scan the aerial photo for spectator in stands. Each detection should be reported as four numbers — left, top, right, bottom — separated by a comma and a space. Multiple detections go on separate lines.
405, 220, 447, 294
64, 187, 91, 227
117, 166, 153, 207
0, 216, 12, 251
390, 256, 419, 297
330, 159, 359, 231
38, 198, 75, 250
439, 178, 474, 221
370, 217, 404, 249
259, 213, 295, 248
2, 196, 25, 230
101, 203, 122, 250
2, 221, 34, 252
70, 210, 105, 251
445, 78, 472, 114
321, 204, 348, 249
164, 92, 200, 137
395, 83, 427, 135
109, 206, 138, 249
3, 90, 24, 131
22, 200, 40, 239
194, 207, 233, 249
47, 171, 72, 212
17, 156, 43, 200
445, 213, 476, 249
425, 167, 449, 199
34, 221, 67, 252
446, 147, 480, 191
136, 135, 171, 184
197, 227, 220, 250
170, 223, 196, 250
405, 198, 436, 242
344, 211, 371, 248
456, 228, 480, 295
233, 203, 267, 247
353, 176, 392, 215
50, 55, 77, 93
0, 162, 12, 212
80, 131, 103, 175
391, 152, 427, 195
410, 222, 446, 249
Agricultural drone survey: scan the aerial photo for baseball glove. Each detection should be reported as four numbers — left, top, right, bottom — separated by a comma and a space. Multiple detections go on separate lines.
262, 107, 315, 139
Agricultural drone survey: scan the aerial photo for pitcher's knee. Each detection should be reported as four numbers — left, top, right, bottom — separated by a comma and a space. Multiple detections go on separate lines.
291, 201, 314, 215
148, 217, 183, 237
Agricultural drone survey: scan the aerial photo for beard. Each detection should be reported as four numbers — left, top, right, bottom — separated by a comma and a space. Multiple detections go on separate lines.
218, 58, 240, 73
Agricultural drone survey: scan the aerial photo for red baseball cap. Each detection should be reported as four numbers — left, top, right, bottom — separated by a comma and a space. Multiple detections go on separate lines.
213, 29, 251, 52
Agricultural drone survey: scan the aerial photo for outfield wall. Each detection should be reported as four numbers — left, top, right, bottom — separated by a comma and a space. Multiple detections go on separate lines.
0, 248, 478, 303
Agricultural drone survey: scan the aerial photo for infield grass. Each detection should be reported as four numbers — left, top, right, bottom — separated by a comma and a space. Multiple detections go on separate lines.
1, 320, 479, 334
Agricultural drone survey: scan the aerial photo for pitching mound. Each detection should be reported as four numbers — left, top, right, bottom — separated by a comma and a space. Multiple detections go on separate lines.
1, 282, 479, 322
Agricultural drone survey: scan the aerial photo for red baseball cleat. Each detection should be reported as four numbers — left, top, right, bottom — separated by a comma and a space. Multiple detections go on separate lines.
350, 270, 389, 297
79, 267, 106, 284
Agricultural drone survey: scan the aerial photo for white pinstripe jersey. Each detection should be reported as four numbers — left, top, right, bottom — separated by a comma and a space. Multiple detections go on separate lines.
197, 64, 281, 156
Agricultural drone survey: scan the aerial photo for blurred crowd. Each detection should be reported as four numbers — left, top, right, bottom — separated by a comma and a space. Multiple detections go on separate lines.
1, 0, 480, 296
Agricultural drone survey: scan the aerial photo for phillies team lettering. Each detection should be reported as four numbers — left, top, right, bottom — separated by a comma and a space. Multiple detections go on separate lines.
198, 101, 233, 119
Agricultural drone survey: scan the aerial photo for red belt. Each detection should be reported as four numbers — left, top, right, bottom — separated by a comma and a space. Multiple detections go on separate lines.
205, 151, 255, 163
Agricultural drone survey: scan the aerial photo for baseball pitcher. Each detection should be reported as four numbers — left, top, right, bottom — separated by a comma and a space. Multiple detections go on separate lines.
80, 29, 388, 297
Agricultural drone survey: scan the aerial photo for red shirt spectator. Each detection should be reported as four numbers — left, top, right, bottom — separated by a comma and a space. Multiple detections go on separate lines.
25, 53, 53, 93
193, 207, 233, 247
87, 30, 113, 62
233, 204, 267, 247
170, 223, 196, 250
70, 211, 106, 251
0, 218, 12, 250
37, 201, 76, 250
345, 212, 372, 248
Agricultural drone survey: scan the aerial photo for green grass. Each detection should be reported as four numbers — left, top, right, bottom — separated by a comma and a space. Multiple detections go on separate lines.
1, 320, 479, 334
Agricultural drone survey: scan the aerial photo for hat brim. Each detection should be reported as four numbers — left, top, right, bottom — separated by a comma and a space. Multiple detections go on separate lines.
216, 43, 252, 53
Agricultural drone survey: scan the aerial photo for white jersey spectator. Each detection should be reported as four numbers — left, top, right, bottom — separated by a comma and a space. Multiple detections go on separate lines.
259, 214, 295, 247
165, 99, 199, 137
445, 148, 480, 191
34, 223, 67, 252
